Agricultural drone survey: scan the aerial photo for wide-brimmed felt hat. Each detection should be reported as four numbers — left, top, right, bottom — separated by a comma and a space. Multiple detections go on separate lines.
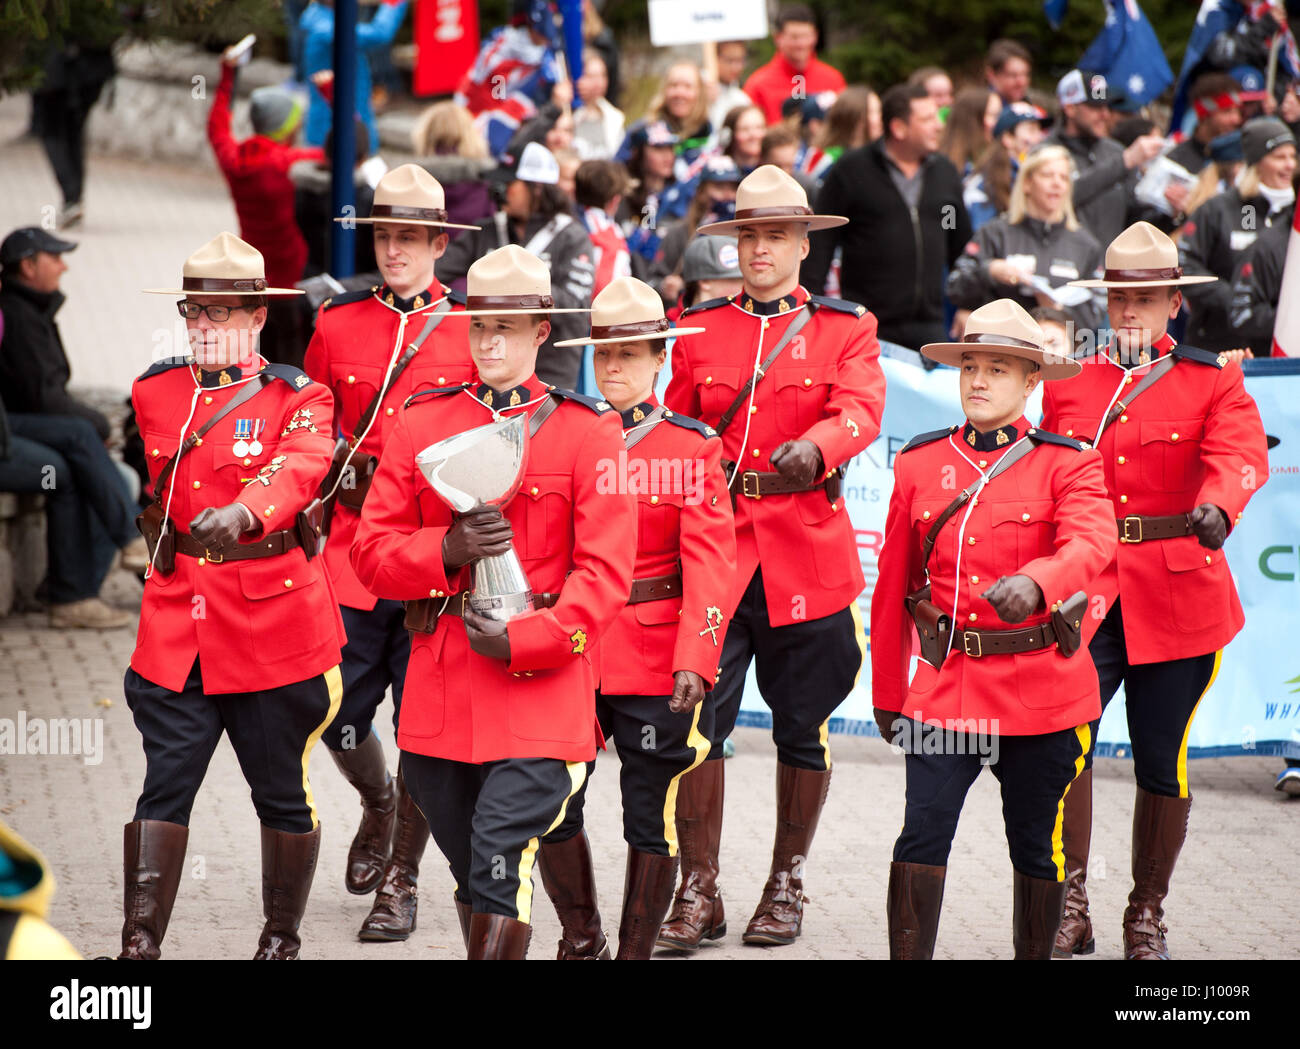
335, 163, 480, 230
443, 244, 590, 316
920, 298, 1081, 380
142, 231, 303, 296
696, 164, 848, 236
553, 277, 705, 347
1069, 220, 1218, 288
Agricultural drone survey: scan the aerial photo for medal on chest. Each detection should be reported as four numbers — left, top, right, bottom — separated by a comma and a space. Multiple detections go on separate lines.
232, 419, 266, 458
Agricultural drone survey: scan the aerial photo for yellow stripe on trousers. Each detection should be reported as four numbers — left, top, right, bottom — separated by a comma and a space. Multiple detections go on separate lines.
1176, 649, 1222, 799
660, 704, 710, 857
302, 665, 344, 831
1049, 723, 1093, 882
514, 760, 588, 924
816, 600, 868, 772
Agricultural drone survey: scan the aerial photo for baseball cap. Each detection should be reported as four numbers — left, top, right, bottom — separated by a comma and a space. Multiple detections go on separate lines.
698, 155, 743, 184
682, 235, 742, 283
1232, 65, 1269, 103
0, 227, 77, 267
993, 102, 1050, 139
631, 121, 679, 150
1057, 69, 1113, 107
1242, 116, 1296, 165
1208, 130, 1244, 164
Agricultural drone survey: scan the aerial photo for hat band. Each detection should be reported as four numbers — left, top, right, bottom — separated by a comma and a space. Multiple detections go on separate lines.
590, 318, 671, 340
182, 276, 268, 292
466, 293, 555, 310
731, 205, 814, 222
963, 332, 1042, 351
369, 204, 449, 223
1102, 266, 1182, 282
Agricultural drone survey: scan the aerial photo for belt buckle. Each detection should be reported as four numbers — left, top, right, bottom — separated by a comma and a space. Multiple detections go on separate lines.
204, 547, 224, 564
741, 471, 762, 499
1121, 515, 1142, 544
962, 632, 982, 658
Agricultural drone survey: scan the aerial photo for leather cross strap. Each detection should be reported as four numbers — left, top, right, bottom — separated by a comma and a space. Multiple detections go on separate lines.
1117, 513, 1193, 544
528, 392, 562, 437
1095, 353, 1177, 441
713, 303, 816, 437
624, 406, 666, 450
351, 299, 452, 443
952, 620, 1060, 659
628, 572, 681, 604
174, 526, 302, 562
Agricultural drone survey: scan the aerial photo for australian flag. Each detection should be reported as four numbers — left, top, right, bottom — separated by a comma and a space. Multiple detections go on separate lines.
1170, 1, 1246, 130
1078, 0, 1174, 106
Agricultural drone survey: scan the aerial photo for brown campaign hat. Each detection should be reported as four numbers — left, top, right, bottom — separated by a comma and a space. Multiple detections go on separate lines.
920, 298, 1082, 380
696, 164, 848, 236
553, 277, 705, 346
1069, 220, 1218, 288
142, 231, 304, 296
445, 244, 590, 315
336, 163, 481, 230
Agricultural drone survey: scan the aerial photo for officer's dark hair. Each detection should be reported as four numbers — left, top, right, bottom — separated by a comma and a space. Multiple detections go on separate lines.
775, 4, 816, 30
881, 83, 929, 139
986, 38, 1031, 72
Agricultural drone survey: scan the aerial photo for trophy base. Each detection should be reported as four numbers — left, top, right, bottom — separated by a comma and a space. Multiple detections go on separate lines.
468, 589, 535, 623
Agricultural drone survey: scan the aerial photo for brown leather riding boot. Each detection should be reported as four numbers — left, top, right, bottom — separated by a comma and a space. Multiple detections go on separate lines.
1012, 870, 1068, 960
537, 830, 610, 959
887, 861, 946, 959
359, 773, 429, 942
616, 848, 680, 961
743, 763, 832, 946
119, 820, 189, 960
454, 898, 472, 950
253, 824, 321, 960
466, 912, 531, 960
1123, 786, 1192, 960
329, 733, 395, 894
656, 758, 727, 951
1053, 768, 1095, 958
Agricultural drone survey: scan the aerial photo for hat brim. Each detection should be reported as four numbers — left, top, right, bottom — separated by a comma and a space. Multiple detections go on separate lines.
439, 307, 592, 317
1068, 274, 1218, 288
553, 326, 707, 348
336, 216, 483, 231
142, 287, 304, 296
696, 215, 848, 236
919, 340, 1082, 380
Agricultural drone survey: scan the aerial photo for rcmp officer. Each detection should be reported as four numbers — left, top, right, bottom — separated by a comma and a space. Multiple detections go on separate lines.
303, 163, 478, 941
1042, 221, 1269, 960
351, 246, 637, 959
659, 165, 886, 950
872, 300, 1117, 960
123, 233, 345, 960
536, 278, 737, 960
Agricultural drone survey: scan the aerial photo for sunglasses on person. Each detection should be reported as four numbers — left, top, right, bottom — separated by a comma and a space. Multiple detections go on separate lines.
176, 300, 260, 321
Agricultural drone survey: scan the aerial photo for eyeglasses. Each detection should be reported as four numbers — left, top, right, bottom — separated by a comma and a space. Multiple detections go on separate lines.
176, 301, 258, 321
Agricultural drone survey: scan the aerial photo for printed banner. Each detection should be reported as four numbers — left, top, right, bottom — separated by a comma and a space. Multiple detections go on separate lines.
413, 0, 480, 97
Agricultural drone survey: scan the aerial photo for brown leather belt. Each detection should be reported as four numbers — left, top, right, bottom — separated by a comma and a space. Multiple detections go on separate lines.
1117, 513, 1193, 544
724, 466, 824, 499
953, 620, 1060, 659
174, 528, 303, 562
628, 572, 682, 604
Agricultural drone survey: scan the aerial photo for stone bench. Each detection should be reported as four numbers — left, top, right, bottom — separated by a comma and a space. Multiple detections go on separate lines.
0, 491, 47, 617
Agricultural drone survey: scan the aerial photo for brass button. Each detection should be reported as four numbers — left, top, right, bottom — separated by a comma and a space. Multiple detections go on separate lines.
832, 502, 840, 511
750, 405, 758, 414
386, 407, 395, 416
922, 510, 931, 520
1124, 376, 1133, 385
204, 396, 213, 405
429, 589, 437, 597
192, 481, 201, 489
347, 375, 356, 384
1117, 455, 1126, 465
264, 507, 274, 518
978, 459, 988, 468
650, 495, 660, 505
968, 612, 978, 622
1120, 495, 1128, 504
197, 557, 205, 566
705, 376, 713, 384
1206, 555, 1212, 564
438, 376, 446, 385
1171, 432, 1179, 441
762, 319, 770, 329
968, 536, 976, 545
530, 486, 539, 496
1120, 414, 1128, 423
803, 378, 812, 387
752, 448, 761, 457
970, 575, 979, 584
243, 458, 252, 466
194, 437, 203, 447
1021, 512, 1031, 522
151, 448, 160, 458
664, 410, 674, 417
1065, 429, 1073, 436
284, 579, 293, 588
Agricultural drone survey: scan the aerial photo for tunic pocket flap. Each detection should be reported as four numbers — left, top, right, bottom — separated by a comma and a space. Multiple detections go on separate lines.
1139, 419, 1203, 446
239, 559, 318, 600
991, 499, 1055, 527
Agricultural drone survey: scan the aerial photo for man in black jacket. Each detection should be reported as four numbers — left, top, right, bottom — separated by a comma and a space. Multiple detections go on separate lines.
804, 83, 970, 352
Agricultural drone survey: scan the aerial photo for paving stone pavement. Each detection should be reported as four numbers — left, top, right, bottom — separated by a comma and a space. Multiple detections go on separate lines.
2, 93, 1296, 963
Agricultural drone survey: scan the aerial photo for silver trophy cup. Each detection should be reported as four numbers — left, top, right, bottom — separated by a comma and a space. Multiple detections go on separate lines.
415, 414, 534, 622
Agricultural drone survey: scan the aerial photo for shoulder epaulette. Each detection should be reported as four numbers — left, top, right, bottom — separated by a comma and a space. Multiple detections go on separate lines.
262, 363, 316, 390
1171, 343, 1226, 369
681, 296, 732, 317
550, 387, 613, 413
661, 409, 717, 438
809, 294, 868, 317
322, 286, 377, 311
136, 356, 191, 381
446, 287, 466, 306
405, 382, 471, 408
1026, 427, 1086, 451
898, 425, 957, 454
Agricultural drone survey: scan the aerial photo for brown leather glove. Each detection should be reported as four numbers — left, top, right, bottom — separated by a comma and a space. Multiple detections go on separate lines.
669, 670, 706, 713
442, 508, 514, 573
874, 707, 900, 745
190, 503, 254, 551
769, 439, 823, 488
1189, 503, 1228, 550
464, 608, 511, 662
981, 574, 1043, 624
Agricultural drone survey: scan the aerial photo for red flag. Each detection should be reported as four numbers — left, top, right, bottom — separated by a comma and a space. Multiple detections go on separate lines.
413, 0, 480, 98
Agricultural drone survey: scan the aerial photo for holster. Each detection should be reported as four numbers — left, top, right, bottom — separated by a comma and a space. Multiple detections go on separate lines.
135, 501, 175, 575
907, 587, 952, 669
1050, 590, 1088, 659
320, 437, 377, 535
404, 596, 442, 634
294, 498, 324, 561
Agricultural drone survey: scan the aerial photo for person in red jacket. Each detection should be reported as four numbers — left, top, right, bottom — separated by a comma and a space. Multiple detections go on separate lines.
872, 299, 1117, 960
351, 245, 637, 959
123, 232, 345, 960
743, 5, 846, 126
1042, 221, 1269, 961
303, 164, 478, 943
659, 164, 885, 952
533, 277, 736, 960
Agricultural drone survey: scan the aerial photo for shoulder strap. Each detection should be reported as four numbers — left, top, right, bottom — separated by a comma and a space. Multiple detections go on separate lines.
351, 299, 452, 443
528, 392, 562, 437
919, 436, 1037, 571
624, 405, 667, 450
153, 374, 272, 504
714, 304, 817, 437
1095, 354, 1177, 442
523, 214, 574, 257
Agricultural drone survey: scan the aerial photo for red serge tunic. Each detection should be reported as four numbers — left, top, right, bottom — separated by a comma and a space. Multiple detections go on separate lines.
592, 396, 738, 697
130, 358, 345, 694
663, 289, 885, 625
1040, 339, 1269, 664
870, 419, 1117, 736
303, 282, 476, 611
351, 378, 637, 763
